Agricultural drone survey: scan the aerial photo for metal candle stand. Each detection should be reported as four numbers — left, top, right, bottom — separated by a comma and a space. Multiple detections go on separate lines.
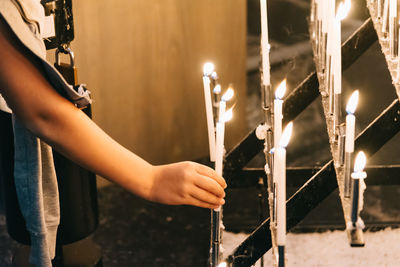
222, 7, 400, 264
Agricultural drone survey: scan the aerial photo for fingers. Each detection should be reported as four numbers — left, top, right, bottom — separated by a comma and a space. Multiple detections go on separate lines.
195, 163, 227, 189
187, 198, 221, 209
194, 174, 225, 198
188, 186, 225, 209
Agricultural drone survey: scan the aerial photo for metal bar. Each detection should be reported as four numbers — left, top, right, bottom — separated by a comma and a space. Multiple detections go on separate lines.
223, 129, 264, 180
230, 165, 400, 188
341, 18, 377, 70
227, 99, 400, 266
224, 18, 377, 182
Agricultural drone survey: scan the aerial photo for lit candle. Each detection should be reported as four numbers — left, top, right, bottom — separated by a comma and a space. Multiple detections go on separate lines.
350, 151, 367, 225
344, 90, 359, 198
274, 80, 287, 151
260, 0, 271, 87
211, 102, 233, 267
332, 0, 351, 128
215, 113, 232, 184
274, 122, 293, 265
214, 98, 233, 210
203, 62, 216, 162
389, 0, 398, 58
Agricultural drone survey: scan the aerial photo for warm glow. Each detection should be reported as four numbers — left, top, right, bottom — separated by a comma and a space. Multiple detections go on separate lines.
354, 151, 367, 173
275, 79, 287, 100
217, 263, 227, 267
222, 88, 234, 102
346, 90, 359, 114
336, 0, 351, 21
220, 108, 233, 123
211, 71, 218, 80
279, 121, 293, 148
203, 62, 215, 76
214, 84, 222, 94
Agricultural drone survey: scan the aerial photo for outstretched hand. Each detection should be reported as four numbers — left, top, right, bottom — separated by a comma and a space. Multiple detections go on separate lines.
150, 161, 227, 209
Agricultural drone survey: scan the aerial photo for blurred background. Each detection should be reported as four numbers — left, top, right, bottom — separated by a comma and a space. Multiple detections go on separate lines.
1, 0, 400, 266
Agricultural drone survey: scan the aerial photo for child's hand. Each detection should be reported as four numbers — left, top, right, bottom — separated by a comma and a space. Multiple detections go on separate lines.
150, 161, 227, 209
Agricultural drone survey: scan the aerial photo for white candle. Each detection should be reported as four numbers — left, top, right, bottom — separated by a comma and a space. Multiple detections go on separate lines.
203, 62, 216, 162
214, 108, 233, 212
334, 0, 351, 95
274, 122, 293, 246
260, 0, 271, 87
275, 146, 286, 245
345, 90, 359, 153
333, 18, 341, 95
215, 122, 224, 177
273, 80, 287, 150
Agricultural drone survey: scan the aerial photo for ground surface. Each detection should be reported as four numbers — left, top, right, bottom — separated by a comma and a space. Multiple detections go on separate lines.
224, 228, 400, 267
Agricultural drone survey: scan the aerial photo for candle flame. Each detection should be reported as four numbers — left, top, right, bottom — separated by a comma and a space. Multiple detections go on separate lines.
336, 0, 351, 21
279, 121, 293, 148
354, 151, 366, 172
222, 88, 234, 102
275, 79, 287, 100
346, 90, 359, 114
214, 84, 222, 94
217, 263, 227, 267
220, 108, 233, 123
211, 71, 218, 80
203, 62, 214, 76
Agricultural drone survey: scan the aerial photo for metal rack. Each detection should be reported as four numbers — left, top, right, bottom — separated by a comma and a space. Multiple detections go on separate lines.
223, 3, 400, 265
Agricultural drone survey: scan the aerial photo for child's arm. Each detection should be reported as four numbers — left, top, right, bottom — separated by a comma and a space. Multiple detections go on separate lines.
0, 18, 225, 209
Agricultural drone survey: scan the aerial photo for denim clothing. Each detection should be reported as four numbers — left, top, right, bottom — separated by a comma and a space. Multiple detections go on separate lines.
0, 1, 91, 266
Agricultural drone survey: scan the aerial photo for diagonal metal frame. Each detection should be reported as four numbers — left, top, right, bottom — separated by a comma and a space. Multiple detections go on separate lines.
227, 99, 400, 266
221, 17, 384, 267
224, 18, 377, 182
229, 165, 400, 188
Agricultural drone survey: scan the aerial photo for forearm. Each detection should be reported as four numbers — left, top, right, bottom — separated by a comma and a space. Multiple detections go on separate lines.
40, 103, 156, 200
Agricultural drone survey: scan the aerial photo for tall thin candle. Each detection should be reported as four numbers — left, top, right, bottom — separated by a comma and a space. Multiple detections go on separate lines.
344, 90, 359, 198
274, 122, 293, 267
332, 0, 351, 129
214, 89, 234, 209
211, 102, 233, 267
274, 80, 287, 151
203, 63, 216, 162
260, 0, 271, 87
